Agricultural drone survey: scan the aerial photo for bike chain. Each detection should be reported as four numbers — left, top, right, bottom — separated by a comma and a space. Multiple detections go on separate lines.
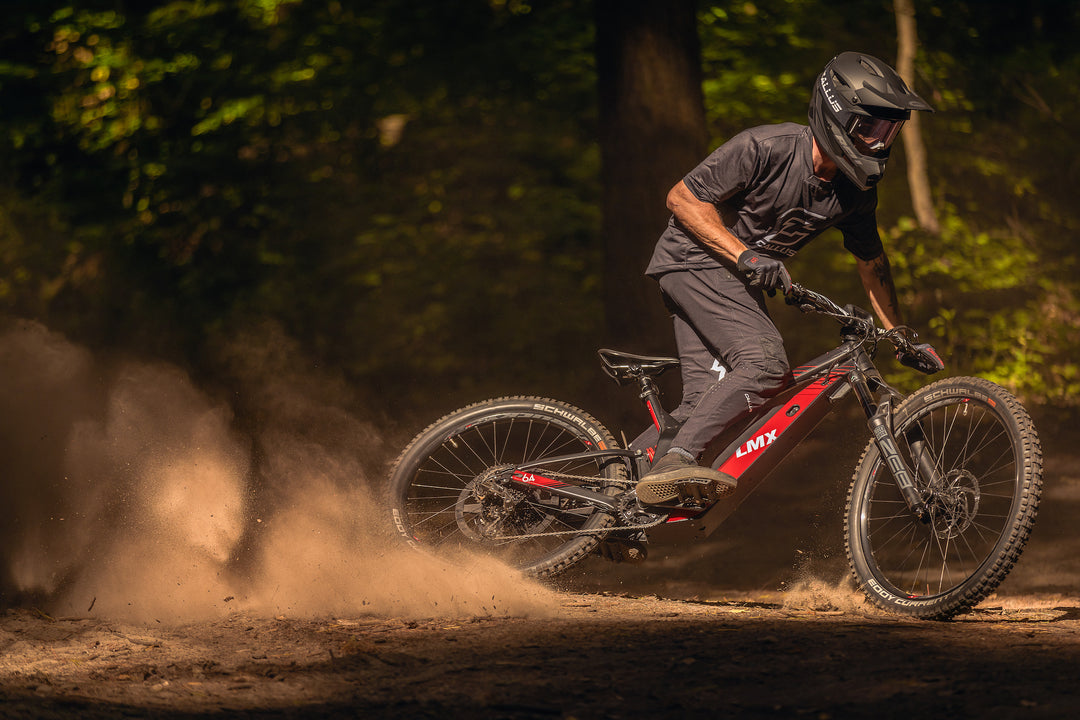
525, 467, 637, 488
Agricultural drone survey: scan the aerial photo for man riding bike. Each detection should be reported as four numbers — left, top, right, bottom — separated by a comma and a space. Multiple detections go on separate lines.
635, 51, 937, 507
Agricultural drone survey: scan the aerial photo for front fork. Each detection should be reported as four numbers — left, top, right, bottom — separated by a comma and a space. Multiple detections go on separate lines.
850, 366, 936, 522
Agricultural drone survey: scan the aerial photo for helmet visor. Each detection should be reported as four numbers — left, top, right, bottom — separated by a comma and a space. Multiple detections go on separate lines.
846, 115, 904, 156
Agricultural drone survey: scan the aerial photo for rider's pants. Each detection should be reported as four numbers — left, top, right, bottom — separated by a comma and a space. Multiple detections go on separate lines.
636, 266, 792, 458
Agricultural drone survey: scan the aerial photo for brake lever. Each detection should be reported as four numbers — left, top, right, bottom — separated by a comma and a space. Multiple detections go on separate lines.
884, 325, 919, 349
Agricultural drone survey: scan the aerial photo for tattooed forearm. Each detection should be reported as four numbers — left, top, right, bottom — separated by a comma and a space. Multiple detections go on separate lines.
857, 252, 903, 329
871, 254, 900, 314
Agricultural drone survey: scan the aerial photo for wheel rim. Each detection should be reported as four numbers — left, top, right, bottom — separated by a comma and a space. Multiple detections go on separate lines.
859, 397, 1020, 600
400, 413, 614, 567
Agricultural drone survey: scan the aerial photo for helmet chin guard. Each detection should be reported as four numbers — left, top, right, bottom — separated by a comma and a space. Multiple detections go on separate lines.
808, 52, 933, 190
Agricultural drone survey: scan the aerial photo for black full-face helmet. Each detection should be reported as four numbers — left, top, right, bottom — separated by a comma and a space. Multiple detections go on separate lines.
808, 52, 933, 190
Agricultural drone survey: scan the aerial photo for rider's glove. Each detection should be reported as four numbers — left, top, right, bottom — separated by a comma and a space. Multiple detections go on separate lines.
898, 342, 945, 375
737, 249, 793, 296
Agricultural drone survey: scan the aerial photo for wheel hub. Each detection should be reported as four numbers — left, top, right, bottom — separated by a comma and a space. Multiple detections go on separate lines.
929, 469, 980, 540
453, 465, 521, 541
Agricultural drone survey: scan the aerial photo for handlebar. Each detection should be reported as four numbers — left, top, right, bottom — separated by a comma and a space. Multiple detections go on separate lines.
784, 282, 944, 375
785, 282, 850, 320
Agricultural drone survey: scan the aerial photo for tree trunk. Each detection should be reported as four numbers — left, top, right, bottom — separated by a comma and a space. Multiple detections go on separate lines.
595, 0, 707, 352
895, 0, 940, 234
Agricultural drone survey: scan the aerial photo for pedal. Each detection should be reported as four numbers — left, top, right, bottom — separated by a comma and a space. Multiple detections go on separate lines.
636, 479, 681, 506
636, 474, 735, 508
679, 476, 733, 503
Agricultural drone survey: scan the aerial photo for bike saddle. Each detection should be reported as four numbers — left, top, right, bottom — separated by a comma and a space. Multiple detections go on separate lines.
598, 348, 680, 383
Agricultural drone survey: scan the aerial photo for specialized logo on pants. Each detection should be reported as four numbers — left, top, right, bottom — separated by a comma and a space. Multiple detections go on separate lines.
710, 358, 727, 382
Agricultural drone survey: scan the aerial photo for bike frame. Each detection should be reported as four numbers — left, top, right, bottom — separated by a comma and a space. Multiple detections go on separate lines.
504, 319, 934, 545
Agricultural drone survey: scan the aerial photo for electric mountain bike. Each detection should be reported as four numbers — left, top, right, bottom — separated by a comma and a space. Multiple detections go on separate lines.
388, 284, 1043, 619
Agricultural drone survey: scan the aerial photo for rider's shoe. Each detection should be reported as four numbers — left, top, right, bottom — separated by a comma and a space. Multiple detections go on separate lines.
635, 452, 736, 507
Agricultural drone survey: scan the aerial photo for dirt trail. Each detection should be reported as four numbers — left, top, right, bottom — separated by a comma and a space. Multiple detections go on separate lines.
2, 324, 1079, 718
3, 590, 1079, 719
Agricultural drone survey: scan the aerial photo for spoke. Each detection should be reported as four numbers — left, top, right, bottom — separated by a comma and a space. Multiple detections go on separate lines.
915, 536, 938, 595
425, 514, 469, 543
431, 441, 485, 480
408, 499, 461, 527
894, 525, 931, 595
957, 411, 1011, 473
473, 423, 499, 466
952, 522, 986, 564
868, 506, 920, 547
936, 402, 963, 475
494, 417, 507, 463
392, 408, 622, 572
407, 493, 462, 502
972, 454, 1017, 486
979, 478, 1018, 492
933, 527, 955, 594
520, 500, 591, 528
865, 397, 1023, 599
408, 482, 465, 493
522, 418, 536, 464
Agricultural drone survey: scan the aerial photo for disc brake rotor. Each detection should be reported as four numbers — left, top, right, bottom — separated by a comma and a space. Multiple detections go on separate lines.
454, 465, 517, 541
929, 469, 981, 540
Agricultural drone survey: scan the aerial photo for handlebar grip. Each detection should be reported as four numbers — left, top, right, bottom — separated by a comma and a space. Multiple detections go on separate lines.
785, 283, 847, 317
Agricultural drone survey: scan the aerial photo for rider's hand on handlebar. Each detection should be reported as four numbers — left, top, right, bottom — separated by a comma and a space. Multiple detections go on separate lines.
737, 249, 793, 297
897, 342, 945, 375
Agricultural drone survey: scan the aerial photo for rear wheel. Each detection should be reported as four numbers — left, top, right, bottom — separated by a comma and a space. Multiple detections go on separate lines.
846, 377, 1042, 619
388, 397, 624, 577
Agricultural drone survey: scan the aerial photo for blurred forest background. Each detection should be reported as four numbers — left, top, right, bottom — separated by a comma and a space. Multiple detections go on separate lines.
1, 0, 1078, 437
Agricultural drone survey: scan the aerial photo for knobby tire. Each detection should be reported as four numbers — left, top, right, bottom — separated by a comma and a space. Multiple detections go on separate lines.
845, 376, 1043, 619
388, 396, 624, 578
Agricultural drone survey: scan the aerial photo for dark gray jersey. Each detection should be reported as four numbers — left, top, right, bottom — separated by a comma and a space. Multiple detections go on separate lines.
646, 123, 883, 277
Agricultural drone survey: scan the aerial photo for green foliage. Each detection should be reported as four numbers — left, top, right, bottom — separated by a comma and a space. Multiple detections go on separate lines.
0, 0, 601, 407
0, 0, 1078, 412
698, 0, 1080, 408
698, 0, 831, 138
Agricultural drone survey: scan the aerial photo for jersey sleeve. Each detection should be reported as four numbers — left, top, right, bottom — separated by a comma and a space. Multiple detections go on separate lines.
837, 189, 884, 261
681, 130, 760, 205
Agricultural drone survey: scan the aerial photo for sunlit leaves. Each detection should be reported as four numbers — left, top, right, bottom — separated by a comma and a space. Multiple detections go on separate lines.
1, 0, 1079, 410
191, 97, 265, 135
698, 0, 826, 139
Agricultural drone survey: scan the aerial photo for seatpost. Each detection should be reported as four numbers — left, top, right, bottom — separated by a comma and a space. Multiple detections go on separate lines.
636, 373, 680, 457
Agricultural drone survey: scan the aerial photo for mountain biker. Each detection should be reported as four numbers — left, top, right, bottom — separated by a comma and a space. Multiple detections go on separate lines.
635, 51, 936, 507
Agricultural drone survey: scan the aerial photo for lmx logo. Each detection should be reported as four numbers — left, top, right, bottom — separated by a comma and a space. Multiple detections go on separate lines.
735, 429, 778, 458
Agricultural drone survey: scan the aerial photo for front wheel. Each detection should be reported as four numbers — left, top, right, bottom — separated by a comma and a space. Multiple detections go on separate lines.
846, 376, 1042, 619
388, 397, 624, 577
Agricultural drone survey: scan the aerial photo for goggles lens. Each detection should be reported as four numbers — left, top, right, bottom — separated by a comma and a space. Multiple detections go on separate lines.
846, 116, 904, 156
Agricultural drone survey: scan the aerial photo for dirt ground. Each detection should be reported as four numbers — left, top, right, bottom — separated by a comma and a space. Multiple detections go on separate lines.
3, 334, 1079, 719
2, 589, 1080, 719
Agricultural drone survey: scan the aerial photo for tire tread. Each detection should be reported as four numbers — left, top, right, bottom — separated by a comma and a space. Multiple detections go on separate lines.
845, 376, 1042, 620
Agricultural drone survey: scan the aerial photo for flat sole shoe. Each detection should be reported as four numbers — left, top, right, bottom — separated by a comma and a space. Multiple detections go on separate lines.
636, 471, 736, 506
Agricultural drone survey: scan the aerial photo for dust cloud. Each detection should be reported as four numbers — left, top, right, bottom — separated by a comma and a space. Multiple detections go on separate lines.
0, 320, 555, 624
780, 575, 874, 614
